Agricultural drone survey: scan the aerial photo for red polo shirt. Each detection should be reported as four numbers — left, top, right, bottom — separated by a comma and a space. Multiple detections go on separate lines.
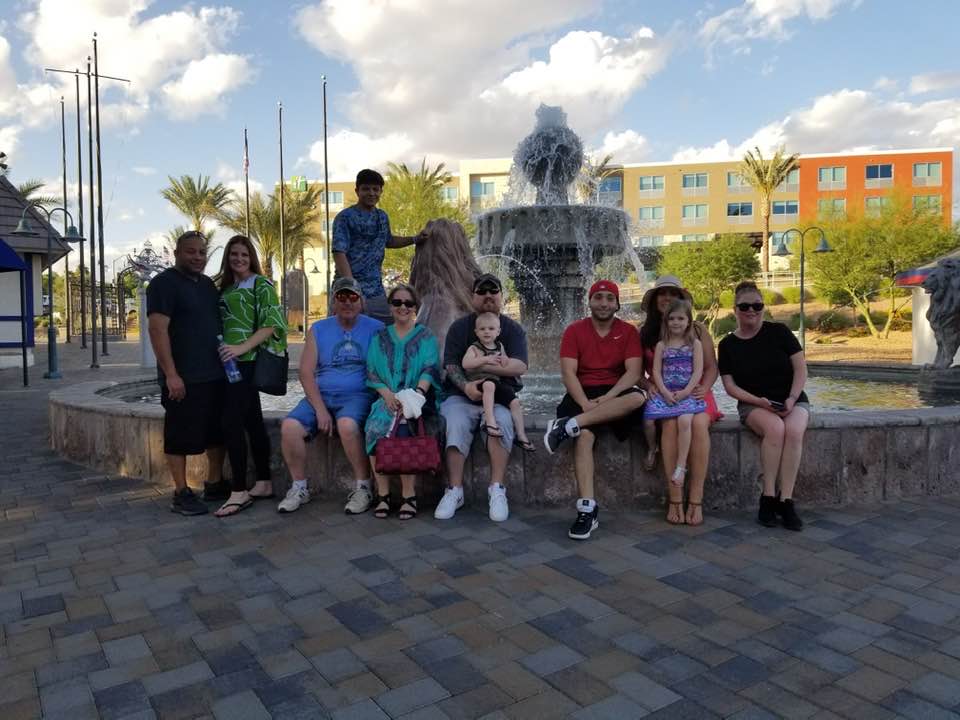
559, 317, 642, 387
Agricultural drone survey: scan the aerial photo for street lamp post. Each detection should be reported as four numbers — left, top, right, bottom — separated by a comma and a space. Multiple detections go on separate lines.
12, 204, 84, 378
773, 225, 832, 350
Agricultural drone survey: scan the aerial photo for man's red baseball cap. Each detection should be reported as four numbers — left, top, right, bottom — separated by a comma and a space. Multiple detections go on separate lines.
588, 280, 620, 303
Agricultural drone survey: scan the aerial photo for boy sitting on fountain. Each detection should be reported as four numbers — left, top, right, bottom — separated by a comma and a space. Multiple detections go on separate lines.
461, 311, 535, 451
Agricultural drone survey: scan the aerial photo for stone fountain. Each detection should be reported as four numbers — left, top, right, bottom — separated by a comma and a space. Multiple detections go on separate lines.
475, 105, 631, 333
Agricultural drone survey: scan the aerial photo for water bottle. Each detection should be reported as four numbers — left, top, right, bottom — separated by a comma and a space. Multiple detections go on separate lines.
217, 334, 242, 383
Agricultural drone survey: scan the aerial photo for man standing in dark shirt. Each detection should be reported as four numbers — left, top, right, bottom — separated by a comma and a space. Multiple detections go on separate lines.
147, 231, 229, 515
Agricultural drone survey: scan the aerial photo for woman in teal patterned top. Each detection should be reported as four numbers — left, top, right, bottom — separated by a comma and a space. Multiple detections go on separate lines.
214, 235, 287, 517
365, 284, 441, 520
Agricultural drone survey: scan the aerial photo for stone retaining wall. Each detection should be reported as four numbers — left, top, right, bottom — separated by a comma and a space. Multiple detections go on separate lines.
49, 378, 960, 511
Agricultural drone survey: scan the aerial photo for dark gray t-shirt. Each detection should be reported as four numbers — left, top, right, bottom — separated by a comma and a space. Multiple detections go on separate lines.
443, 313, 527, 396
146, 267, 223, 384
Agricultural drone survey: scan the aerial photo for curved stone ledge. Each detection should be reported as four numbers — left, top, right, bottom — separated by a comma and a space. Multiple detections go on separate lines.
50, 376, 960, 511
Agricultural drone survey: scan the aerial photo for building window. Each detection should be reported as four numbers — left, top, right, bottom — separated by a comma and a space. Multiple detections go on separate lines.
682, 173, 708, 196
639, 206, 664, 221
771, 200, 799, 216
913, 162, 942, 187
442, 187, 458, 201
599, 177, 622, 193
777, 168, 799, 191
639, 175, 664, 191
682, 204, 708, 225
727, 202, 753, 217
817, 166, 846, 190
682, 234, 709, 242
817, 198, 846, 217
865, 196, 890, 216
865, 163, 893, 188
470, 181, 496, 197
321, 190, 344, 204
637, 235, 664, 247
913, 195, 942, 212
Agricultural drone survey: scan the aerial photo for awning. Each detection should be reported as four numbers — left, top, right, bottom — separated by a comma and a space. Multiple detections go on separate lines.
895, 249, 960, 288
0, 237, 27, 272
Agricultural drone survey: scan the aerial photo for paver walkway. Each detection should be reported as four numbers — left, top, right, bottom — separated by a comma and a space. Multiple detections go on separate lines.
3, 341, 960, 719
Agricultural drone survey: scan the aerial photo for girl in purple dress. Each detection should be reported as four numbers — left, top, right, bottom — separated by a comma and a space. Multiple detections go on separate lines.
644, 299, 707, 486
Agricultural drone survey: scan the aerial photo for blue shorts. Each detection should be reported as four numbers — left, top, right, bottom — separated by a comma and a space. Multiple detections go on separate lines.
287, 391, 373, 437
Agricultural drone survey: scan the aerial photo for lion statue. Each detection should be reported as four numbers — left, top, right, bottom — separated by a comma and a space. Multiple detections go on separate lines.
923, 257, 960, 368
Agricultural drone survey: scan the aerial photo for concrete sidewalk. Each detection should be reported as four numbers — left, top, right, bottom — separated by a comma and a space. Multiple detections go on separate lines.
3, 341, 960, 719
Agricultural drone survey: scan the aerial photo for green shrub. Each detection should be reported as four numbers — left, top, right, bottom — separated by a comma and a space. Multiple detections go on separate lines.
760, 288, 784, 306
781, 286, 814, 304
711, 314, 737, 338
817, 312, 854, 332
889, 316, 912, 332
785, 313, 815, 331
718, 289, 735, 309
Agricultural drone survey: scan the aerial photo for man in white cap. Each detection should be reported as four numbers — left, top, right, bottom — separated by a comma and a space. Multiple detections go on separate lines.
544, 280, 648, 540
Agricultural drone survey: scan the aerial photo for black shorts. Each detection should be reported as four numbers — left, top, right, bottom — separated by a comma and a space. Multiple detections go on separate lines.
161, 379, 225, 455
476, 377, 517, 407
556, 385, 645, 442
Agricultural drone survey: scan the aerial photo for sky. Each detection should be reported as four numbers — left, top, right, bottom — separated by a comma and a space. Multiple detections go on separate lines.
1, 0, 958, 274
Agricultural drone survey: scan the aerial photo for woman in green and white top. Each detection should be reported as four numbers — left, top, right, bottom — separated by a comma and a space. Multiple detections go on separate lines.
214, 235, 287, 517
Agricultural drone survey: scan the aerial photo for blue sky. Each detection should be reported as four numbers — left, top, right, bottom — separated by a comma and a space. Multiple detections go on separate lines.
1, 0, 957, 272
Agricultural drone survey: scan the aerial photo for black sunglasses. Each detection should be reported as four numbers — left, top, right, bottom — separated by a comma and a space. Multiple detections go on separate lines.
389, 298, 416, 308
475, 285, 500, 295
335, 291, 360, 302
736, 302, 764, 312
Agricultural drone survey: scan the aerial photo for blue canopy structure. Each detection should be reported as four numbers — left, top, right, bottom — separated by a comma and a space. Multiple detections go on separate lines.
0, 236, 29, 385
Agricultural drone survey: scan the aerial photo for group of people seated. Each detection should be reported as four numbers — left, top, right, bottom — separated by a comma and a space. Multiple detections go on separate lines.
147, 168, 810, 541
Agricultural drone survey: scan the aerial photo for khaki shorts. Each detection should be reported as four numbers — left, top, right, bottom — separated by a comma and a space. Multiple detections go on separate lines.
738, 401, 810, 426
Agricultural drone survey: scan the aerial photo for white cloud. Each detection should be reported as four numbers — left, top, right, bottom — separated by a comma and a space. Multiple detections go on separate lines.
131, 166, 156, 176
699, 0, 859, 66
0, 124, 21, 154
295, 0, 669, 172
592, 129, 649, 163
215, 161, 264, 198
910, 71, 960, 96
161, 54, 253, 115
873, 76, 898, 92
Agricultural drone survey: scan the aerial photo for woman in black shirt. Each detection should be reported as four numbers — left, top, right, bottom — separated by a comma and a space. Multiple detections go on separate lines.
717, 281, 809, 531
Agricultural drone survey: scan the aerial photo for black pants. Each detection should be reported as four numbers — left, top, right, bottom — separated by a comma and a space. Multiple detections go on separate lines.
223, 361, 271, 491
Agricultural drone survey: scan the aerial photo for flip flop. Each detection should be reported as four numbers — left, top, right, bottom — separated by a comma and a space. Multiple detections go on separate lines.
214, 498, 254, 517
481, 424, 504, 438
514, 438, 536, 453
248, 493, 275, 500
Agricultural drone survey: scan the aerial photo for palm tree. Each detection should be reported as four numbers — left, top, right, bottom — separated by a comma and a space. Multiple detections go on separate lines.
739, 146, 800, 273
18, 179, 59, 209
160, 175, 233, 247
220, 185, 322, 281
576, 153, 616, 204
163, 225, 214, 256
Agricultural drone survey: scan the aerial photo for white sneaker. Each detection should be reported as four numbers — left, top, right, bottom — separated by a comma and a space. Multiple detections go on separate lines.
488, 484, 509, 522
344, 487, 372, 515
278, 486, 310, 514
434, 487, 464, 520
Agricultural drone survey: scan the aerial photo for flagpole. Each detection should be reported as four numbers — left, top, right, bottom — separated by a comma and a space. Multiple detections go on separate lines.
60, 96, 71, 342
278, 101, 286, 314
75, 71, 87, 348
86, 57, 98, 368
93, 33, 109, 356
243, 127, 250, 238
322, 76, 331, 301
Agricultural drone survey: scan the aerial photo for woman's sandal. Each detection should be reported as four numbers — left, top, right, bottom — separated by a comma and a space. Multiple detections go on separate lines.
373, 494, 391, 519
643, 446, 658, 471
398, 496, 418, 521
686, 502, 704, 527
666, 501, 685, 525
481, 424, 504, 438
514, 437, 536, 453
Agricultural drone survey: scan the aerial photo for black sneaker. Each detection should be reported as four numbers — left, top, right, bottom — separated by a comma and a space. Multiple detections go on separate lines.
172, 487, 209, 516
778, 498, 804, 531
544, 417, 572, 455
568, 502, 599, 540
757, 494, 778, 527
202, 480, 231, 502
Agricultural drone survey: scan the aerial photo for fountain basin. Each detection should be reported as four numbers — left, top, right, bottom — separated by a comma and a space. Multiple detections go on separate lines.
50, 371, 960, 511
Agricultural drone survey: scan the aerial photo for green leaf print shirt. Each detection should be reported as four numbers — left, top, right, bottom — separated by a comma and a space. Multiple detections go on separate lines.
219, 275, 287, 361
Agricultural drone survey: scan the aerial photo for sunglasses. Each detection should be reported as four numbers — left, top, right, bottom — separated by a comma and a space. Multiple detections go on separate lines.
389, 299, 416, 308
736, 302, 765, 312
335, 291, 360, 302
475, 285, 500, 296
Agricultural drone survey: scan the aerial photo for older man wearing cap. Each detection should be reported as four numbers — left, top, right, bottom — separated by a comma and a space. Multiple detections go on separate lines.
436, 273, 528, 522
277, 277, 385, 515
543, 280, 648, 540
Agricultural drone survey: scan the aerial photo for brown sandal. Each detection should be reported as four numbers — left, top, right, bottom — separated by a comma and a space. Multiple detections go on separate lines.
666, 501, 685, 525
686, 501, 704, 526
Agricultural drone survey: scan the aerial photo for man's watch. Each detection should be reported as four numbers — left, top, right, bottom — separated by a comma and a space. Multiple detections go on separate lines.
415, 387, 427, 395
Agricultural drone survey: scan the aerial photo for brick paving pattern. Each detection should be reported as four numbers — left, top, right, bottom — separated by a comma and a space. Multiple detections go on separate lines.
3, 341, 960, 718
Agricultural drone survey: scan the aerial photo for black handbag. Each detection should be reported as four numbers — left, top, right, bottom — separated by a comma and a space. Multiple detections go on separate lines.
252, 276, 289, 395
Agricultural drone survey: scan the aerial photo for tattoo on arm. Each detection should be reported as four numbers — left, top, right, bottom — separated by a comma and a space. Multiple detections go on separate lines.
446, 364, 467, 391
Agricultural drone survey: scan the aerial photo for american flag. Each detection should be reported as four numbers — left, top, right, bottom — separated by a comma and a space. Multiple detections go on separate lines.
243, 128, 249, 175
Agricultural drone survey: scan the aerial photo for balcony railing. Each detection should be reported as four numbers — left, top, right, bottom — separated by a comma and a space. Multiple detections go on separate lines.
865, 177, 893, 189
637, 218, 664, 229
771, 213, 798, 224
681, 216, 707, 226
597, 191, 623, 207
777, 182, 799, 193
726, 215, 754, 225
727, 185, 751, 194
817, 180, 846, 191
913, 176, 942, 187
638, 188, 664, 199
681, 186, 708, 197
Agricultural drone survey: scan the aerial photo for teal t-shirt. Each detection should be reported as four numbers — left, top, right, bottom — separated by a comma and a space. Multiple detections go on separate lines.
219, 275, 287, 361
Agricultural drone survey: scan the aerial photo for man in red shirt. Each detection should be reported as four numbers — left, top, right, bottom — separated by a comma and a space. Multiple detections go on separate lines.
544, 280, 648, 540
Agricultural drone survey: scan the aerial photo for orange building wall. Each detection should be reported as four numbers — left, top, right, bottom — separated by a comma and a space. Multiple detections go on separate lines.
799, 150, 952, 224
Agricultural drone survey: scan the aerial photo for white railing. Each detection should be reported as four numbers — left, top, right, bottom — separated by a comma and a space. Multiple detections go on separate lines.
637, 218, 664, 229
727, 185, 751, 194
771, 213, 799, 224
865, 177, 893, 189
777, 182, 799, 193
913, 176, 942, 187
681, 216, 707, 226
638, 189, 665, 199
726, 215, 754, 225
817, 180, 846, 191
682, 186, 708, 197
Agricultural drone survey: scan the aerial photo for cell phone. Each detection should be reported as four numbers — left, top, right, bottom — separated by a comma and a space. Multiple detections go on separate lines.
769, 400, 785, 411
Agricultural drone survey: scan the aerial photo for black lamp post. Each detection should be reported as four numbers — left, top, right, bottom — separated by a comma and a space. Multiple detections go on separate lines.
773, 225, 832, 350
12, 204, 84, 378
